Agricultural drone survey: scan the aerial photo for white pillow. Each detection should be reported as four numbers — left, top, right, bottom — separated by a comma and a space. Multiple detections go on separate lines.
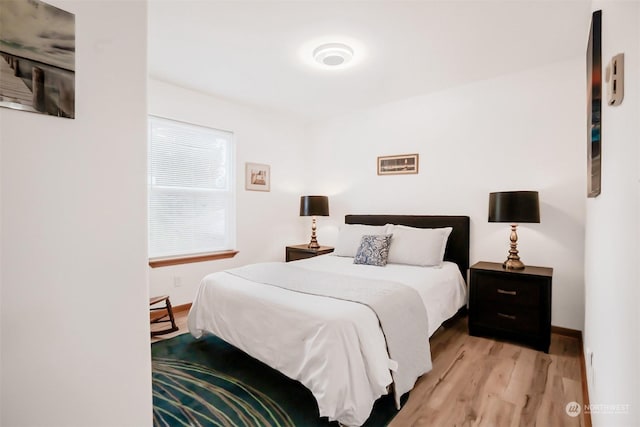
387, 225, 453, 267
334, 224, 389, 257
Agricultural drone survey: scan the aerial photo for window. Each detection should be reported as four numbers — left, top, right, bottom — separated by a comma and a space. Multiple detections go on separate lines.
148, 116, 235, 262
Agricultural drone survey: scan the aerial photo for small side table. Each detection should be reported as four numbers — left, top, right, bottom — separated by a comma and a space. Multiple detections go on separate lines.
468, 261, 553, 352
285, 244, 334, 262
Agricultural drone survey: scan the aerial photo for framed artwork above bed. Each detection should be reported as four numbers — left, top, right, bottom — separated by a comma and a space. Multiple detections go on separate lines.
377, 154, 419, 175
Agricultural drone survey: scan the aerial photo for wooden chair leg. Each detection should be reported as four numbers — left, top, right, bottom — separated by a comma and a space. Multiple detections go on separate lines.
165, 297, 177, 331
150, 295, 179, 337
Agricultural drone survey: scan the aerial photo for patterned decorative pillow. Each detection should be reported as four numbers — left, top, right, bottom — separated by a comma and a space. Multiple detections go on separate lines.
353, 234, 393, 267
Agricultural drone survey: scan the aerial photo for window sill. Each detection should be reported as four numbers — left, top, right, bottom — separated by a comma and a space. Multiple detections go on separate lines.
149, 250, 239, 268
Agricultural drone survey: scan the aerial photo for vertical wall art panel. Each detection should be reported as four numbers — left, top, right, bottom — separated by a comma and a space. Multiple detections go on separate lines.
587, 10, 602, 197
0, 0, 75, 118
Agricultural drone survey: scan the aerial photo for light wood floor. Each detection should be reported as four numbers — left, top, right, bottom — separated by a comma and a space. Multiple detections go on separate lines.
390, 317, 586, 427
152, 310, 587, 427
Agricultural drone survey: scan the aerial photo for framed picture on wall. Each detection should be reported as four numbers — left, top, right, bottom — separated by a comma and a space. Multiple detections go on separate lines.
586, 10, 602, 197
0, 0, 75, 118
245, 162, 270, 191
377, 154, 419, 175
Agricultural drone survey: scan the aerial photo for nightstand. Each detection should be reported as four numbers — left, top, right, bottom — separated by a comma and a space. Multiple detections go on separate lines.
468, 261, 553, 352
285, 245, 334, 262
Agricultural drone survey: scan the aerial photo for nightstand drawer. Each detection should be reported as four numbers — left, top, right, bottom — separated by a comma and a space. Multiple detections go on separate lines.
474, 274, 541, 308
474, 303, 541, 334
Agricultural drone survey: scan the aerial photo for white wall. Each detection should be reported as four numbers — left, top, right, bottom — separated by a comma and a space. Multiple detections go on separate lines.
148, 79, 308, 305
584, 2, 640, 426
307, 59, 586, 330
0, 1, 151, 426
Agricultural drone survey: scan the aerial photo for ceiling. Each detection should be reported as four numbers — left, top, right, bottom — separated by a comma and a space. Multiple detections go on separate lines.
148, 0, 590, 123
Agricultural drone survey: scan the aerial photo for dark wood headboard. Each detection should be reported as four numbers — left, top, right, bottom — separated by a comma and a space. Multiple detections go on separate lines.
345, 215, 470, 279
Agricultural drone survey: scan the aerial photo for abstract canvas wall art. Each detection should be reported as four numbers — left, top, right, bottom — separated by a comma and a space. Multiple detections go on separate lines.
586, 10, 602, 197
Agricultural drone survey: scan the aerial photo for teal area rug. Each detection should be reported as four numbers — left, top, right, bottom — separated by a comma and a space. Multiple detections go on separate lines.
152, 333, 399, 426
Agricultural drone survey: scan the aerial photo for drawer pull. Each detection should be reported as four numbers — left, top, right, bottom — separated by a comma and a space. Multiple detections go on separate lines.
497, 289, 517, 296
497, 312, 517, 320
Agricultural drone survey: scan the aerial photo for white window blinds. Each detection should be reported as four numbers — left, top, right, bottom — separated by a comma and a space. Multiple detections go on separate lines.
148, 116, 235, 259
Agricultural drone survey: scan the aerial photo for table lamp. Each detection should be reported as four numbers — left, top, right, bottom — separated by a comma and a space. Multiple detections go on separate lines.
300, 196, 329, 249
489, 191, 540, 270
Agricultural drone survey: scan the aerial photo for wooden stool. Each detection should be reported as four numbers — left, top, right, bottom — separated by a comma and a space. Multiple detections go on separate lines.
150, 295, 179, 337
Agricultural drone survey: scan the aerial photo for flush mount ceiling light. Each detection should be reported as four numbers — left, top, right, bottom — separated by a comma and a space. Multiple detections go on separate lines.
299, 37, 364, 70
313, 43, 354, 67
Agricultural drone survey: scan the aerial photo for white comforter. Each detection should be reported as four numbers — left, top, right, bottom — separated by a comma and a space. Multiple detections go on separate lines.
188, 255, 467, 426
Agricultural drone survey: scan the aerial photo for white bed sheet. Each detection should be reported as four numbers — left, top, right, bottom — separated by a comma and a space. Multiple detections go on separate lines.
188, 255, 467, 426
298, 256, 468, 337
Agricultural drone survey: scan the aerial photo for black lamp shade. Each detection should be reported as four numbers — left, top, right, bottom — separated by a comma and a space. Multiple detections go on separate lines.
300, 196, 329, 217
489, 191, 540, 223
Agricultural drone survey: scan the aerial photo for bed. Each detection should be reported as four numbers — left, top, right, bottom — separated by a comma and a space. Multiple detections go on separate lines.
188, 215, 470, 426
